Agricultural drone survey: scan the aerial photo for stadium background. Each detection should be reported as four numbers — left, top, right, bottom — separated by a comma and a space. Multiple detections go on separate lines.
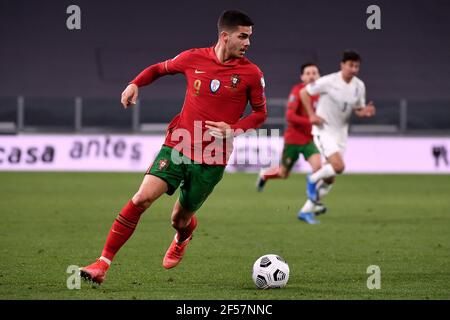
1, 0, 450, 133
0, 0, 449, 300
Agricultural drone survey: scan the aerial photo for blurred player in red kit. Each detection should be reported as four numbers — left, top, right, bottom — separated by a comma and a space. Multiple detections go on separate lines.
256, 63, 327, 224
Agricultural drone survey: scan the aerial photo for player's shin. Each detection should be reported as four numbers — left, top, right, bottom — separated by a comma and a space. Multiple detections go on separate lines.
317, 180, 333, 200
100, 200, 146, 263
176, 215, 198, 242
309, 163, 336, 183
262, 167, 282, 180
300, 199, 315, 213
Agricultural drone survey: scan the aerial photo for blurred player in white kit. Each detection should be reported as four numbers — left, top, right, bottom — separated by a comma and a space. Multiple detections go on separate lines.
299, 50, 376, 209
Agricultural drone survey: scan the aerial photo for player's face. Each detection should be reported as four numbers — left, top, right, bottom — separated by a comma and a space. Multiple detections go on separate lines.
341, 60, 360, 79
300, 66, 320, 84
226, 26, 252, 58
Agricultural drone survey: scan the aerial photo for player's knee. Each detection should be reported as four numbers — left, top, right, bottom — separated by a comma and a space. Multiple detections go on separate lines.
132, 192, 155, 209
333, 163, 345, 174
324, 177, 335, 185
278, 166, 289, 179
280, 171, 289, 179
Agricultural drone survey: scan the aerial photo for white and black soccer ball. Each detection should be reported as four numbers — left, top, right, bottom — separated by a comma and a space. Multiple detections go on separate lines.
252, 254, 290, 289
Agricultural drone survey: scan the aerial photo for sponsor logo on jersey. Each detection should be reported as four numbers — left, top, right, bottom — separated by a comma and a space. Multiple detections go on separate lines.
260, 77, 265, 88
210, 79, 221, 93
288, 94, 296, 103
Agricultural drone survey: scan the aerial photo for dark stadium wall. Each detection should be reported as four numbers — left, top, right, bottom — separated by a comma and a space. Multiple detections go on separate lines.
1, 0, 449, 100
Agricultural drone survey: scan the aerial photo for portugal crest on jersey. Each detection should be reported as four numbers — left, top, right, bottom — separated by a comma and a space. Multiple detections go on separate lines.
158, 159, 169, 171
231, 74, 241, 88
210, 79, 221, 93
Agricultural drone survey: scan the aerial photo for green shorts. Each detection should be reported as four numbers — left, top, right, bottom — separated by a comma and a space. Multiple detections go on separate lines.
147, 145, 225, 212
281, 142, 320, 172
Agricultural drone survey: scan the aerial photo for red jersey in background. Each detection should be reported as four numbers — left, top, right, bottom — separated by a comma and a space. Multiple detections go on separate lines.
283, 82, 319, 145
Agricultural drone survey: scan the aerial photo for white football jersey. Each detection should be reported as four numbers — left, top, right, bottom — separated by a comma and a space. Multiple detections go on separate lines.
306, 71, 366, 140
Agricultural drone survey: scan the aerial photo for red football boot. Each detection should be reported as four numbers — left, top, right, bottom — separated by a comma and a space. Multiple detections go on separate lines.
79, 259, 109, 284
162, 234, 194, 269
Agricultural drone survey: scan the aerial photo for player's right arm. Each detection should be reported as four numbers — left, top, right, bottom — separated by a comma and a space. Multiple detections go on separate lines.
300, 87, 323, 126
121, 84, 139, 108
300, 75, 331, 126
121, 50, 192, 108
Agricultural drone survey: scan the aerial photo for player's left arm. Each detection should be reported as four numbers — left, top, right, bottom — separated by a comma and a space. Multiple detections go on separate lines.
354, 101, 376, 117
206, 69, 267, 138
230, 70, 267, 134
285, 88, 311, 126
354, 82, 376, 117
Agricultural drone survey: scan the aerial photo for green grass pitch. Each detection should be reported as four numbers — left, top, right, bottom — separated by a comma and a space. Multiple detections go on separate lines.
0, 172, 449, 299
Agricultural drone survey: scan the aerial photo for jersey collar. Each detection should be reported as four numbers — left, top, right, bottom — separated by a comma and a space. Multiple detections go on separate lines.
209, 45, 240, 67
338, 71, 355, 85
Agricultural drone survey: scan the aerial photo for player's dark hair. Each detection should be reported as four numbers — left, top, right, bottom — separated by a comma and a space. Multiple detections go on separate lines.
342, 50, 361, 63
301, 62, 319, 75
217, 10, 254, 33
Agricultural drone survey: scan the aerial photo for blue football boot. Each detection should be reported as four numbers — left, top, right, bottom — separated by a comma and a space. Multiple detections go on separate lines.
298, 211, 320, 224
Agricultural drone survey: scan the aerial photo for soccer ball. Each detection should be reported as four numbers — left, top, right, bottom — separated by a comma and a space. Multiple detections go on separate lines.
252, 254, 290, 289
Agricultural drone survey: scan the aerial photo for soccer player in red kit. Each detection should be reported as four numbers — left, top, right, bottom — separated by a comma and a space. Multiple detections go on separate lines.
256, 63, 327, 224
79, 10, 267, 284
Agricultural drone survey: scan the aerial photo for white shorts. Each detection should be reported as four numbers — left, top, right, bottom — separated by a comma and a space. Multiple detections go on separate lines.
313, 132, 347, 158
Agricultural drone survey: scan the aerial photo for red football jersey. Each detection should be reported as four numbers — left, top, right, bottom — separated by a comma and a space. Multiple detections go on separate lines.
131, 46, 267, 165
283, 82, 319, 145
